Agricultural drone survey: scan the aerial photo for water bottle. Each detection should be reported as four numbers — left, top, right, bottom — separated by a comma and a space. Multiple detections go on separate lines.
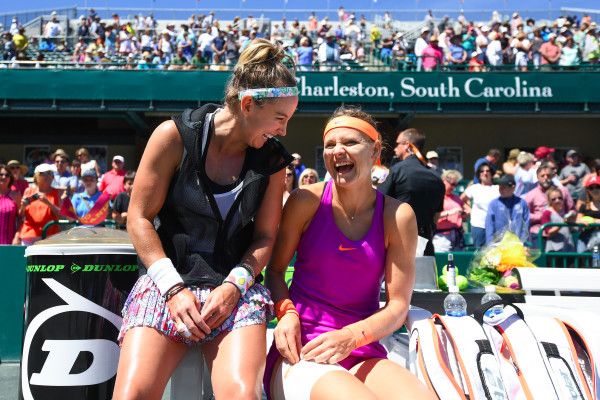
446, 253, 456, 288
593, 246, 600, 268
481, 285, 503, 318
444, 285, 467, 317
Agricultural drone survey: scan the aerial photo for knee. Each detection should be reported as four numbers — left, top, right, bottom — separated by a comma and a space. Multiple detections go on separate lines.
112, 383, 150, 400
214, 380, 260, 400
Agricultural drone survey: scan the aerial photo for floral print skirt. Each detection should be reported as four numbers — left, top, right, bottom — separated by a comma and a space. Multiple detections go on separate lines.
118, 274, 274, 346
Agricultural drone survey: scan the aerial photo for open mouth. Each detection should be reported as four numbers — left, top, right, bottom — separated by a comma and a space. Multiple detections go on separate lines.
335, 161, 354, 175
262, 133, 274, 141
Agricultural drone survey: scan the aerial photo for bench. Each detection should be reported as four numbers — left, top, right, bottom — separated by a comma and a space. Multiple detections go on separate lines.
514, 267, 600, 312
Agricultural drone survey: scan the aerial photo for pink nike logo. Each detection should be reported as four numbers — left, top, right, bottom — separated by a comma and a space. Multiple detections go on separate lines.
338, 244, 357, 251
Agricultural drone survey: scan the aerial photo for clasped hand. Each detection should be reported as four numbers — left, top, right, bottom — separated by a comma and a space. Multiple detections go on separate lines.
274, 314, 355, 365
166, 283, 240, 342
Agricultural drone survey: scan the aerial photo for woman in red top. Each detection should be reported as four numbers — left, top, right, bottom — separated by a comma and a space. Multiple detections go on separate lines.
7, 159, 29, 195
18, 164, 61, 245
433, 169, 468, 251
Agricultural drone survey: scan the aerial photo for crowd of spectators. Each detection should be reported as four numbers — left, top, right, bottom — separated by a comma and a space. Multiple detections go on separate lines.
0, 148, 135, 245
2, 8, 600, 71
433, 147, 600, 253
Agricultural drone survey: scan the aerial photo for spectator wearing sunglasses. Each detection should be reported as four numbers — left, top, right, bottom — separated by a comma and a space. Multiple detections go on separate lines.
433, 170, 467, 251
576, 176, 600, 250
50, 149, 77, 194
540, 187, 575, 252
484, 174, 529, 245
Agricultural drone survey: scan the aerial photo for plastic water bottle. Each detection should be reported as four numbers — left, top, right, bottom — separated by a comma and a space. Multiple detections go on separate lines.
593, 246, 600, 268
446, 253, 456, 288
444, 285, 467, 317
481, 285, 503, 318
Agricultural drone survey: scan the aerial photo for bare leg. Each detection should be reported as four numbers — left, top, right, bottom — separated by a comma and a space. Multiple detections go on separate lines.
350, 358, 437, 400
310, 370, 378, 400
202, 324, 267, 400
113, 327, 189, 400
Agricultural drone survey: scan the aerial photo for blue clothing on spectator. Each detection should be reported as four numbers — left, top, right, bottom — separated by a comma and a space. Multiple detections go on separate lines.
71, 190, 102, 218
296, 46, 313, 67
448, 44, 465, 64
473, 157, 496, 183
53, 171, 78, 190
485, 195, 530, 244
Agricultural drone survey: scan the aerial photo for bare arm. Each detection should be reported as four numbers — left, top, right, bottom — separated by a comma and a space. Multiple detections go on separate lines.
370, 200, 417, 337
266, 184, 321, 364
238, 168, 286, 277
127, 120, 182, 267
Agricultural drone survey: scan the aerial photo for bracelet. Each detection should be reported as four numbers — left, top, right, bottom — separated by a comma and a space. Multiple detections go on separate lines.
223, 265, 255, 296
344, 320, 374, 349
146, 258, 184, 296
274, 298, 299, 320
165, 283, 185, 301
238, 262, 255, 279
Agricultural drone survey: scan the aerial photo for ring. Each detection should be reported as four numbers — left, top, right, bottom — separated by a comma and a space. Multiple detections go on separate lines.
176, 321, 192, 338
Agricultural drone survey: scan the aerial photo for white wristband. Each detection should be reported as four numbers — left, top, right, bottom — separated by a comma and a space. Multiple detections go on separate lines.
146, 258, 184, 296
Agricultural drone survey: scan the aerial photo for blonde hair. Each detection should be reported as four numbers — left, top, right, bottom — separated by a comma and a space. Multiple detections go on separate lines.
442, 169, 463, 182
299, 168, 319, 185
225, 39, 296, 109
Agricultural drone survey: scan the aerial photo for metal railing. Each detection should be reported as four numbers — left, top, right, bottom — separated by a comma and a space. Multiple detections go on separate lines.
41, 219, 122, 239
536, 222, 600, 268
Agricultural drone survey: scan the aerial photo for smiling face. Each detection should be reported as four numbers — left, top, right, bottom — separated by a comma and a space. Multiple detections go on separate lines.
241, 96, 298, 149
323, 127, 380, 187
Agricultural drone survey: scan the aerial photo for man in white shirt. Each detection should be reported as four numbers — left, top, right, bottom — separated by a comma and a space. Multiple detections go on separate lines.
485, 31, 503, 67
414, 27, 430, 71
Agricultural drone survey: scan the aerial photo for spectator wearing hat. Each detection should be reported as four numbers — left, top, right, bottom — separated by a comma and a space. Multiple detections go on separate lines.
318, 30, 341, 71
485, 174, 530, 245
560, 36, 581, 67
534, 146, 555, 162
433, 170, 467, 251
560, 149, 590, 200
540, 33, 561, 67
18, 163, 61, 245
112, 170, 136, 226
7, 160, 29, 195
503, 148, 520, 176
414, 27, 430, 71
296, 36, 315, 71
446, 35, 467, 68
426, 150, 442, 176
291, 152, 306, 178
71, 169, 102, 218
514, 152, 537, 196
99, 155, 126, 200
421, 34, 443, 71
9, 17, 19, 35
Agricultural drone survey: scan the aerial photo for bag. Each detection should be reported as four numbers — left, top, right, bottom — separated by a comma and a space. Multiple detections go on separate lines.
408, 314, 508, 400
475, 300, 594, 400
408, 301, 596, 400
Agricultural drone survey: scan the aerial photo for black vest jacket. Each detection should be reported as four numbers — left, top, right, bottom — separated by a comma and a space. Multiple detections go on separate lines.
155, 104, 292, 287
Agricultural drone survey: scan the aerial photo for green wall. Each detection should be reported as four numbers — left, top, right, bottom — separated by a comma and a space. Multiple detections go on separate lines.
0, 245, 26, 362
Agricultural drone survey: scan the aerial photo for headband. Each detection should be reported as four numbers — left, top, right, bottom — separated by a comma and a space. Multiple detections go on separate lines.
238, 86, 299, 100
323, 116, 379, 142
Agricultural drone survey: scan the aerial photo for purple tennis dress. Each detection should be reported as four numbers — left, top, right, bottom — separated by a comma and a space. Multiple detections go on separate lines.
265, 180, 388, 396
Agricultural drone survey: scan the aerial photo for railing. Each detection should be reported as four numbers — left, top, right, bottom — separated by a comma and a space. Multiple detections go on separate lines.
41, 219, 122, 239
536, 222, 600, 268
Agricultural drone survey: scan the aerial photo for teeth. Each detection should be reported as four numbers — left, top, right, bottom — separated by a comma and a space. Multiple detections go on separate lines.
335, 162, 353, 167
